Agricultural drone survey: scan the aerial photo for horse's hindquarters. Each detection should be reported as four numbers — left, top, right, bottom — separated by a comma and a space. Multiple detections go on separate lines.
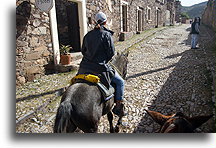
60, 83, 107, 132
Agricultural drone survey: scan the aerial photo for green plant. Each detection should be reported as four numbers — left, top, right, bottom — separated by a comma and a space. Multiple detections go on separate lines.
60, 44, 72, 55
180, 12, 190, 19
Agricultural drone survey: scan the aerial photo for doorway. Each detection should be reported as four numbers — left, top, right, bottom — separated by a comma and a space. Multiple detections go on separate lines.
156, 9, 159, 28
55, 1, 81, 52
122, 4, 128, 32
137, 9, 142, 31
66, 2, 80, 51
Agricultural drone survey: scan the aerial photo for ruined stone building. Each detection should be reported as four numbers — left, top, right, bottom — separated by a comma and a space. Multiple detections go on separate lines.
16, 0, 179, 85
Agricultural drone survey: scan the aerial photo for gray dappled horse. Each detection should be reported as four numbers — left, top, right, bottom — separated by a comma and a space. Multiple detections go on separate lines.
54, 52, 128, 133
145, 110, 213, 133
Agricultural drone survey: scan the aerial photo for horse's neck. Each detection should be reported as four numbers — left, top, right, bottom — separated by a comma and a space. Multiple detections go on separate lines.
110, 53, 127, 79
111, 57, 121, 72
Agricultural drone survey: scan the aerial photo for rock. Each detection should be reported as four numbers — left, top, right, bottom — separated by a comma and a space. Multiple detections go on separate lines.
32, 14, 40, 19
26, 66, 41, 75
29, 36, 39, 47
34, 45, 47, 51
25, 52, 41, 60
17, 40, 28, 47
38, 27, 47, 34
31, 118, 40, 124
132, 108, 136, 113
33, 19, 41, 27
42, 50, 50, 57
22, 46, 31, 52
26, 26, 32, 35
17, 76, 26, 85
32, 28, 40, 35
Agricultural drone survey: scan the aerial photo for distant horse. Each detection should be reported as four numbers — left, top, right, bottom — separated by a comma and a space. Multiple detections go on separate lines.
54, 52, 128, 133
145, 110, 213, 133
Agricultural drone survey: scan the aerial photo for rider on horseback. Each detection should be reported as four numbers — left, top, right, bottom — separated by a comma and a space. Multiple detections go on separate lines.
77, 12, 127, 117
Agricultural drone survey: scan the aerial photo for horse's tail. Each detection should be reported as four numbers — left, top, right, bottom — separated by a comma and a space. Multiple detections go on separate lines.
53, 101, 73, 133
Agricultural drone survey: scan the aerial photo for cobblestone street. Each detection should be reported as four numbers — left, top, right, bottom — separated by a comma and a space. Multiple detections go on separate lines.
16, 24, 215, 133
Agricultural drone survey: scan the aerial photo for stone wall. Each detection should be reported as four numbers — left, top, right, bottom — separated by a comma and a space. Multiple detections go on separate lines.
122, 0, 167, 31
16, 0, 53, 85
175, 0, 181, 23
167, 0, 176, 25
86, 0, 121, 41
86, 0, 168, 39
202, 0, 216, 31
201, 0, 216, 117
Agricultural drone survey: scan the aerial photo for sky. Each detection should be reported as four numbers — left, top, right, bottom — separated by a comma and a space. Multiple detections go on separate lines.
180, 0, 208, 6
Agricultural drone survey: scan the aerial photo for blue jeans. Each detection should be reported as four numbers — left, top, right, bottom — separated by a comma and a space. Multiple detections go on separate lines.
111, 71, 125, 101
191, 34, 199, 48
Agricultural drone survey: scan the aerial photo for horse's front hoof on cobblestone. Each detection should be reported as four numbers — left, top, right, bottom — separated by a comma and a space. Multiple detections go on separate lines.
114, 125, 120, 133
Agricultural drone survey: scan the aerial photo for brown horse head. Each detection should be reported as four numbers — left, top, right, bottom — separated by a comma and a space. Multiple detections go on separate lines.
145, 110, 213, 133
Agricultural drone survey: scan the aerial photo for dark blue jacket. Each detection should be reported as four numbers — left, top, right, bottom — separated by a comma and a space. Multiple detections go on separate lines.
79, 26, 115, 73
190, 22, 199, 34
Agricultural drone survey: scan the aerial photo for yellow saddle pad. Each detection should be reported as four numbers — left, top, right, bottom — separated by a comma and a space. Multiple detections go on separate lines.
71, 74, 114, 101
71, 74, 100, 84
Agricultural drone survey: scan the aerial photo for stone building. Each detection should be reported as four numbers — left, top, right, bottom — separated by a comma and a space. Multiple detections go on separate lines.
55, 0, 170, 45
202, 0, 216, 31
166, 0, 177, 25
16, 0, 178, 85
174, 0, 181, 23
16, 0, 56, 85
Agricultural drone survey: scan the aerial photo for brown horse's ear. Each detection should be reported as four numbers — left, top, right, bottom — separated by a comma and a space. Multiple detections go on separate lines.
187, 114, 213, 130
145, 110, 173, 126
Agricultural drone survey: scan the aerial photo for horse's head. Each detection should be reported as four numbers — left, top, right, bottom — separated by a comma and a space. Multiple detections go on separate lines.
145, 110, 213, 133
110, 51, 129, 79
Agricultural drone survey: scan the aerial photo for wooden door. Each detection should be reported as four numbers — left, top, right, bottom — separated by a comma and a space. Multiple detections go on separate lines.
156, 10, 159, 28
122, 5, 127, 32
138, 10, 142, 31
66, 2, 81, 52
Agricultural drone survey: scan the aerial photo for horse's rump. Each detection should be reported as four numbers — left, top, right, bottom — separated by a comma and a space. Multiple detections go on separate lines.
54, 83, 114, 133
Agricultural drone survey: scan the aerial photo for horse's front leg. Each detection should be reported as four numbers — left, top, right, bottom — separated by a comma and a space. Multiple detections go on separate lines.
107, 111, 114, 133
114, 116, 123, 133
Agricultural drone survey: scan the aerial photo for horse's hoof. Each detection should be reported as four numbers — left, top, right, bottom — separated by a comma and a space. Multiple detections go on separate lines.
110, 127, 115, 133
114, 126, 119, 133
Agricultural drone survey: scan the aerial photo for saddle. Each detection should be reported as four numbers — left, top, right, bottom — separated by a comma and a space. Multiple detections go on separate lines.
71, 74, 115, 101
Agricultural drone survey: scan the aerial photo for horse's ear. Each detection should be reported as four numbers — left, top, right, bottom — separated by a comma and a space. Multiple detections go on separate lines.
187, 114, 213, 130
145, 110, 172, 126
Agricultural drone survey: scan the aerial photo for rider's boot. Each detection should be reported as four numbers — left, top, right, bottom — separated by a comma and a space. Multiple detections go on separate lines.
112, 100, 128, 117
